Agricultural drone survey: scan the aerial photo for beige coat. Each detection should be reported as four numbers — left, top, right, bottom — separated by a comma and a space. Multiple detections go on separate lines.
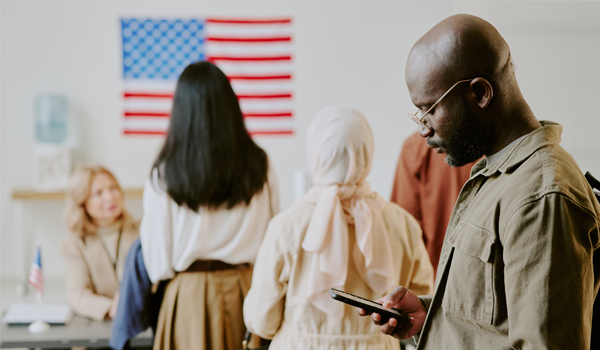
244, 201, 434, 350
59, 217, 139, 321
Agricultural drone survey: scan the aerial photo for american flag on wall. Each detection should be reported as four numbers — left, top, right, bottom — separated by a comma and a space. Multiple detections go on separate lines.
28, 246, 44, 297
121, 18, 294, 135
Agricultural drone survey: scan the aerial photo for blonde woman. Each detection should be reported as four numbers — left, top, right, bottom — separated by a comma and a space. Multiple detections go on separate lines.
244, 106, 434, 350
60, 165, 139, 321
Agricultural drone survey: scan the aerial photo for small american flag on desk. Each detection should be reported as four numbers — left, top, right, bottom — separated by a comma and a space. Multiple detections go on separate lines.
29, 246, 44, 297
121, 17, 294, 135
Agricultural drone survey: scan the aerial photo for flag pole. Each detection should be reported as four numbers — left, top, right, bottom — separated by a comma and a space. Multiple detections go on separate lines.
28, 291, 49, 333
28, 244, 49, 333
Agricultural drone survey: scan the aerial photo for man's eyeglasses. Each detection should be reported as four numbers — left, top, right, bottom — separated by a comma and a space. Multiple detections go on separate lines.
407, 79, 473, 129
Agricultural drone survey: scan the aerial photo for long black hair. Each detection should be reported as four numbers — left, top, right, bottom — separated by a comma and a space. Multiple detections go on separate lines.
153, 61, 268, 211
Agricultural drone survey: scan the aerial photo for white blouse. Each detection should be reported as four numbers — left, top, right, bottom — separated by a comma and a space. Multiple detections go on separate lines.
140, 166, 280, 283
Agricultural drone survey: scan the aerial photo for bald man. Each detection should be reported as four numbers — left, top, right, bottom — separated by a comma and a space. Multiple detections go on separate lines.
359, 14, 600, 349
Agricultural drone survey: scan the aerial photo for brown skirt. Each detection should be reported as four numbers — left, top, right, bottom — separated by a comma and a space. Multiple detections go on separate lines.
153, 266, 252, 350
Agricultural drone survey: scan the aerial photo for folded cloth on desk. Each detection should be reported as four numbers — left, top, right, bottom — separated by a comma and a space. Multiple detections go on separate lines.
109, 238, 166, 350
2, 303, 73, 325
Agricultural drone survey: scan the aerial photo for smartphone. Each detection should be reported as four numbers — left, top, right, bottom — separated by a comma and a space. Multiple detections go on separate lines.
329, 288, 410, 323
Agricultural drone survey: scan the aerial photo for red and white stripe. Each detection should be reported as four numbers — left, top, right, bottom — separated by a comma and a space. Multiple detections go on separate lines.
123, 18, 294, 136
29, 263, 44, 297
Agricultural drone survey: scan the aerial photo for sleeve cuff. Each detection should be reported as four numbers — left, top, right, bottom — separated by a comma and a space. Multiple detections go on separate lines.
75, 296, 113, 321
419, 295, 433, 310
412, 295, 433, 347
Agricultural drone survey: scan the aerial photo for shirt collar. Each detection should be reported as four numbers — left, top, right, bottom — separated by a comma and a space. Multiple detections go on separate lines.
484, 134, 528, 166
471, 120, 563, 178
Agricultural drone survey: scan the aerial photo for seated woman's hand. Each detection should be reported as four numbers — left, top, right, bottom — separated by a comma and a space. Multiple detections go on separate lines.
356, 286, 427, 340
108, 292, 120, 319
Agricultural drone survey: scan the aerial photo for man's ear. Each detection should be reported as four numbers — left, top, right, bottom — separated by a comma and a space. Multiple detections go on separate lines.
468, 77, 493, 109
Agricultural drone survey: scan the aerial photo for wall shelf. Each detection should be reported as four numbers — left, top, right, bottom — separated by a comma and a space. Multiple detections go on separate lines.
11, 188, 144, 201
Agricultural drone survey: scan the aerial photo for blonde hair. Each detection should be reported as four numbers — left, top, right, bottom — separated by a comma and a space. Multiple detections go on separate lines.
63, 165, 132, 237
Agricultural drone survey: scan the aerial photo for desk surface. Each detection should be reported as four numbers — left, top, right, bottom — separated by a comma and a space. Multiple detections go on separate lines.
0, 316, 152, 349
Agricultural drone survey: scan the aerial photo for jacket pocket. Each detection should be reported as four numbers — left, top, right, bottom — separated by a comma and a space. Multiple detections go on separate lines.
441, 221, 495, 325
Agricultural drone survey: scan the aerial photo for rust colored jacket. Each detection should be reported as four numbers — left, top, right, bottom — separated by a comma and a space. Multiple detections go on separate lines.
391, 132, 473, 275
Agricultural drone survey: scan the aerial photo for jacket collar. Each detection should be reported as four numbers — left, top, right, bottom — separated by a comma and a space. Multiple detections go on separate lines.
81, 222, 139, 292
82, 233, 120, 293
471, 120, 563, 178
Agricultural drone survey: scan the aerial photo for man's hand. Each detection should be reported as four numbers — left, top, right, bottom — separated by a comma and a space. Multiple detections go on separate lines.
108, 292, 120, 319
356, 286, 427, 340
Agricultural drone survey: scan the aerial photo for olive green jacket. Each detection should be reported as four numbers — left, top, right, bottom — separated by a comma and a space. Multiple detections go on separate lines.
415, 121, 600, 350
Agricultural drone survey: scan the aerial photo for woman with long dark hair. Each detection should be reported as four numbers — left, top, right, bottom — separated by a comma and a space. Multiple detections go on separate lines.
140, 61, 279, 350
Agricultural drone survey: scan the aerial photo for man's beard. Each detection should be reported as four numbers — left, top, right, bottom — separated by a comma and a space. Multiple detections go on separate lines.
427, 98, 489, 167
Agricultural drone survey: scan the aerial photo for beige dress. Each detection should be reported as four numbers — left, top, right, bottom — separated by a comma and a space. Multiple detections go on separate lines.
59, 216, 139, 321
244, 201, 434, 350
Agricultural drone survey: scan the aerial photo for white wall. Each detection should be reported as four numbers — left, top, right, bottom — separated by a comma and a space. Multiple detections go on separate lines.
2, 1, 599, 280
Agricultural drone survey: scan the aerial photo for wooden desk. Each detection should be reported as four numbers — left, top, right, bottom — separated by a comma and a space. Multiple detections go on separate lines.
0, 316, 152, 349
11, 188, 143, 295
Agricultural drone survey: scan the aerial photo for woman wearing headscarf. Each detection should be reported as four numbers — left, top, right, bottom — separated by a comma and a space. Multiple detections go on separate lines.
243, 106, 434, 350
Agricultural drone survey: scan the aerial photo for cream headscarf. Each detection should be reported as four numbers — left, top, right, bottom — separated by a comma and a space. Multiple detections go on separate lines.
298, 105, 396, 320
